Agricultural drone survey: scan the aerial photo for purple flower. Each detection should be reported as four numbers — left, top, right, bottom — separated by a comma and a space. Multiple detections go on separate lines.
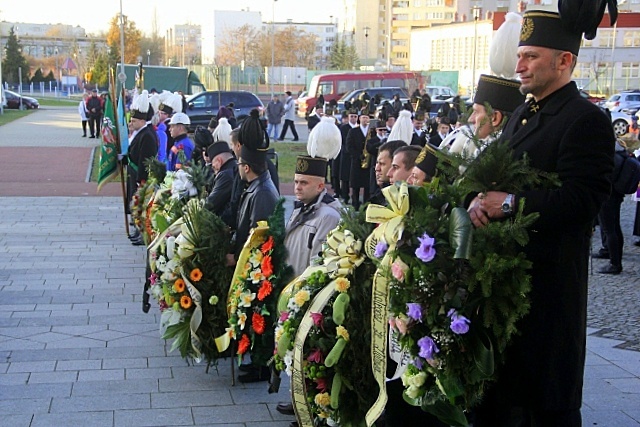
413, 357, 424, 370
448, 309, 470, 335
415, 233, 436, 262
406, 303, 423, 322
417, 336, 439, 360
374, 241, 388, 258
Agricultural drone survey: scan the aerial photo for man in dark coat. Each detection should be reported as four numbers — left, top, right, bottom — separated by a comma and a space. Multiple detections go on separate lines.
409, 111, 428, 147
204, 142, 237, 216
126, 94, 158, 245
468, 11, 615, 426
86, 89, 103, 138
346, 112, 378, 210
338, 110, 359, 204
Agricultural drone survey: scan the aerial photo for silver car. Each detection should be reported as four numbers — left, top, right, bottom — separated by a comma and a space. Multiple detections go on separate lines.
610, 110, 635, 136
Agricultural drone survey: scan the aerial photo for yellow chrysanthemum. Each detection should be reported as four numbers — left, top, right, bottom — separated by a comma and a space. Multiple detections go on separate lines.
294, 289, 311, 307
238, 312, 247, 330
336, 325, 350, 341
314, 392, 331, 407
334, 277, 351, 293
275, 328, 284, 343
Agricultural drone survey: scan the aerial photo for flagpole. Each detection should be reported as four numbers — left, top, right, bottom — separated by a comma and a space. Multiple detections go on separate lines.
109, 67, 130, 237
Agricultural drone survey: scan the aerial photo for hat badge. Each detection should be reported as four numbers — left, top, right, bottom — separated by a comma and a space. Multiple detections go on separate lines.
296, 158, 309, 173
520, 17, 534, 42
415, 148, 427, 164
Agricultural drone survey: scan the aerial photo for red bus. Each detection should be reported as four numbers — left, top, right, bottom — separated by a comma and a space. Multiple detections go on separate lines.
297, 71, 424, 116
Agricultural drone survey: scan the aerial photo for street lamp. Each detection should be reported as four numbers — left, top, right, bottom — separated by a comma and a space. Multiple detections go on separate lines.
364, 26, 370, 69
271, 0, 277, 97
147, 49, 151, 66
472, 7, 480, 94
54, 47, 60, 92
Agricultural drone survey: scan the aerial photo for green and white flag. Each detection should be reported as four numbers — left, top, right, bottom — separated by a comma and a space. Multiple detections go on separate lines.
96, 94, 119, 192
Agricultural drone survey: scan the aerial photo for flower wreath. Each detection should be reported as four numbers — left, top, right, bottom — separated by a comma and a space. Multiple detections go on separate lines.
148, 199, 233, 364
227, 201, 291, 367
274, 209, 379, 427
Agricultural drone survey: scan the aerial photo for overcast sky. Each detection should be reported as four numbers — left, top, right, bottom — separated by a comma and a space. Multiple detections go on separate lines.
1, 0, 345, 35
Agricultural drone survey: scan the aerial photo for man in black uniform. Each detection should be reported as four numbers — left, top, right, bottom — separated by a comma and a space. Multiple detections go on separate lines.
204, 141, 237, 216
346, 111, 378, 210
127, 92, 158, 246
338, 109, 359, 203
86, 89, 103, 138
468, 11, 615, 427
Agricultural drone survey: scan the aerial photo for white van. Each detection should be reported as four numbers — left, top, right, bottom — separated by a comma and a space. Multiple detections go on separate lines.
426, 86, 456, 100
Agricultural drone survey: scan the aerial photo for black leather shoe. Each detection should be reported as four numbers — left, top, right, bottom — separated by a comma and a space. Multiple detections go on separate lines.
276, 402, 295, 415
290, 422, 299, 427
598, 264, 622, 275
592, 249, 610, 259
634, 240, 640, 247
238, 363, 254, 372
131, 238, 145, 246
238, 366, 270, 383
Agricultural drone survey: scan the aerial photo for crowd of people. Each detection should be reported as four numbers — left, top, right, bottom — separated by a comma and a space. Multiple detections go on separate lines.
96, 7, 639, 427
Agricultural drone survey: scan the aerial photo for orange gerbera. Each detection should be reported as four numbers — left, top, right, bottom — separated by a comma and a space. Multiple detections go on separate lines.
261, 255, 273, 277
174, 278, 186, 293
257, 280, 273, 301
238, 333, 251, 354
180, 295, 192, 309
261, 236, 274, 253
190, 268, 203, 282
252, 312, 266, 334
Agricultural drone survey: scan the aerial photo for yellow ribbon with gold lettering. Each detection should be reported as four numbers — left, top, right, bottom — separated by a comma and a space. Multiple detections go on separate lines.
220, 221, 270, 352
364, 183, 409, 427
290, 227, 365, 427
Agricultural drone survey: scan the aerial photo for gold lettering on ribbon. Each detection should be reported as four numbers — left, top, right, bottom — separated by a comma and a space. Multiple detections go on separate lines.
292, 283, 337, 427
364, 183, 409, 426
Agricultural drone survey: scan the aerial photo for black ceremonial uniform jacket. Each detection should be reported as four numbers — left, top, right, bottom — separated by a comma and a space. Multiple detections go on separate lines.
479, 82, 615, 414
128, 125, 158, 183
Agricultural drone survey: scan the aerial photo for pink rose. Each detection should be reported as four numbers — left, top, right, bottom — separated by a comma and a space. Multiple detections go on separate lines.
279, 311, 289, 322
391, 259, 409, 282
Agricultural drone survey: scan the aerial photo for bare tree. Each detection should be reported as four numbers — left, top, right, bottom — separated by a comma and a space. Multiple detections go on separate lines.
216, 24, 260, 67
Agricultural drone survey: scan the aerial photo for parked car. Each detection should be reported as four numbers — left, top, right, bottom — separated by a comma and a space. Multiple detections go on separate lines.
336, 87, 410, 113
610, 110, 635, 136
184, 90, 264, 131
426, 86, 456, 100
3, 90, 39, 110
604, 90, 640, 112
579, 90, 605, 104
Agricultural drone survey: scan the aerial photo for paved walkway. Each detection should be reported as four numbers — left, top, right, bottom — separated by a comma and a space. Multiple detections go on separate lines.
0, 107, 639, 426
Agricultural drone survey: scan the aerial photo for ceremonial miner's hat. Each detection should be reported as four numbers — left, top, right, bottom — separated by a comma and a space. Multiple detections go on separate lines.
130, 90, 150, 120
519, 10, 582, 56
474, 75, 525, 114
413, 110, 426, 121
415, 144, 438, 180
296, 116, 342, 178
207, 141, 232, 159
159, 91, 183, 115
239, 109, 269, 165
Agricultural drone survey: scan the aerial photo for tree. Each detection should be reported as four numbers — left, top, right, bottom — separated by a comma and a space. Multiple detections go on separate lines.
329, 37, 360, 70
216, 24, 259, 66
2, 27, 30, 84
106, 14, 142, 64
31, 68, 45, 83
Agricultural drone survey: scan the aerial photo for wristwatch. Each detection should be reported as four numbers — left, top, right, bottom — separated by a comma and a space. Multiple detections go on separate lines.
501, 194, 514, 215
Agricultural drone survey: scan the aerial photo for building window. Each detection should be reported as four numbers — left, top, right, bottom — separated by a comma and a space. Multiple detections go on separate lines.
623, 31, 640, 47
414, 0, 422, 6
581, 37, 593, 47
327, 27, 334, 33
600, 30, 614, 48
621, 63, 640, 78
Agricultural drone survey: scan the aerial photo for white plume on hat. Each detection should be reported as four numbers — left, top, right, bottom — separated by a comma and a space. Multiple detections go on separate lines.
307, 116, 341, 160
387, 110, 413, 145
213, 117, 233, 149
131, 90, 150, 114
489, 12, 522, 79
149, 93, 161, 113
162, 92, 183, 114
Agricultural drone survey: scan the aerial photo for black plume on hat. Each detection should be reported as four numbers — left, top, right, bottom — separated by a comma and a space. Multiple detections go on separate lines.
239, 109, 269, 165
558, 0, 618, 40
194, 125, 214, 149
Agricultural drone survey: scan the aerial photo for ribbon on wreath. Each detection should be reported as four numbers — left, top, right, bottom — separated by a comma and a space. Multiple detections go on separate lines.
291, 227, 365, 427
321, 229, 365, 277
364, 183, 409, 427
221, 221, 270, 352
181, 271, 203, 362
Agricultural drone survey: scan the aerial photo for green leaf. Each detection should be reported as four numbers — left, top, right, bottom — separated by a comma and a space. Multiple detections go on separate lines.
449, 208, 473, 260
469, 332, 495, 382
422, 400, 470, 427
